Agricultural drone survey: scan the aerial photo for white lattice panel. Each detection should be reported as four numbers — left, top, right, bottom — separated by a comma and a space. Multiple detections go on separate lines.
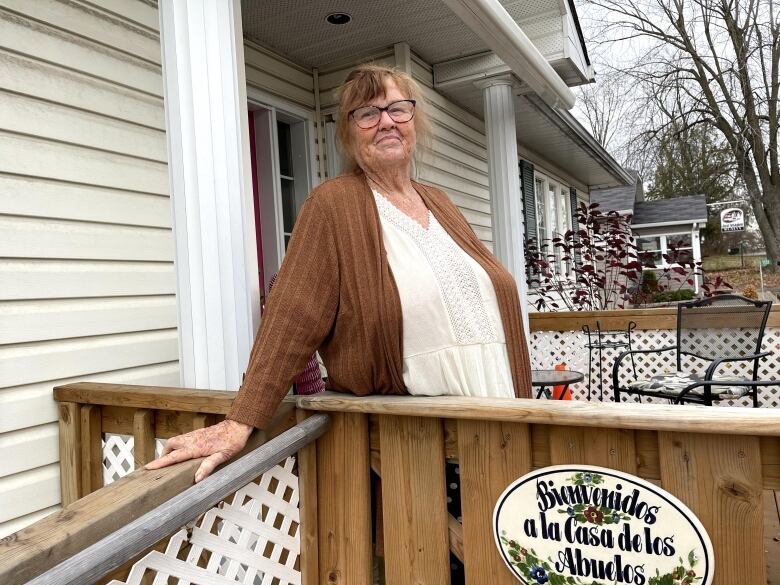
102, 436, 167, 486
103, 434, 135, 484
108, 457, 301, 585
530, 326, 780, 406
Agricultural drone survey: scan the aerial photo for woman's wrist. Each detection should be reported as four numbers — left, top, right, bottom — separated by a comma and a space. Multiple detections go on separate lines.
224, 418, 254, 439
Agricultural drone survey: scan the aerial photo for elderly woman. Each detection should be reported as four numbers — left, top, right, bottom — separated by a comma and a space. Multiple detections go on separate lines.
147, 65, 532, 481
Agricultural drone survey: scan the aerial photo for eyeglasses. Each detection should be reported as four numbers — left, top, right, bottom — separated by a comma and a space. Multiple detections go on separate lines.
349, 100, 416, 129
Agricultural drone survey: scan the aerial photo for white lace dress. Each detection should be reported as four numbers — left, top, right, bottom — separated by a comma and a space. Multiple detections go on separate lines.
373, 190, 514, 398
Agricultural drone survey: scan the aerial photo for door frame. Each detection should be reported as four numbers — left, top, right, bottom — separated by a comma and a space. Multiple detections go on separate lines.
246, 88, 319, 300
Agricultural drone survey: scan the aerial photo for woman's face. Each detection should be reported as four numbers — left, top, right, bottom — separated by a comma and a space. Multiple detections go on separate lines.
351, 79, 416, 173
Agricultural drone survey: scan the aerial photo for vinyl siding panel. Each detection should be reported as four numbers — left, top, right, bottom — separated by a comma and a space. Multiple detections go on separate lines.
0, 505, 60, 539
244, 40, 316, 109
0, 260, 176, 300
408, 55, 492, 246
0, 464, 60, 524
416, 88, 492, 245
0, 423, 59, 478
0, 0, 176, 535
0, 362, 181, 434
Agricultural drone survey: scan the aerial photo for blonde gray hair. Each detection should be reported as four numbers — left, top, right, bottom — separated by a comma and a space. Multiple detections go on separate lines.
336, 64, 431, 174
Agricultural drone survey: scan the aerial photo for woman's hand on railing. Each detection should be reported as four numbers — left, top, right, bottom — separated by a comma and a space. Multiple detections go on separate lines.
144, 419, 254, 482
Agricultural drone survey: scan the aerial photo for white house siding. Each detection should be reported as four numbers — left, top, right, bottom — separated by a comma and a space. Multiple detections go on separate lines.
0, 0, 178, 537
244, 40, 315, 110
410, 55, 493, 248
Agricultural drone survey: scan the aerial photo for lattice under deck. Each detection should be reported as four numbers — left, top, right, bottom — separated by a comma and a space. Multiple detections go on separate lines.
107, 456, 300, 585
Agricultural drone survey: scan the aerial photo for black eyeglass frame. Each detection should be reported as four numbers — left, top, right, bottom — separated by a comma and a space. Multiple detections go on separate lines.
348, 99, 417, 128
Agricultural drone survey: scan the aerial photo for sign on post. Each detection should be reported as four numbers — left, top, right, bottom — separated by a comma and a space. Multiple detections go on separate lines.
494, 465, 714, 585
720, 208, 745, 232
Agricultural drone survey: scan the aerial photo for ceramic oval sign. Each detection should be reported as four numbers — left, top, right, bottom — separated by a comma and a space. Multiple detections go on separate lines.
493, 465, 713, 585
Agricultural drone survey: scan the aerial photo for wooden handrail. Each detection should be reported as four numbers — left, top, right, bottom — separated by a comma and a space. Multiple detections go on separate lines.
529, 305, 780, 332
24, 414, 330, 585
53, 382, 237, 413
292, 392, 780, 436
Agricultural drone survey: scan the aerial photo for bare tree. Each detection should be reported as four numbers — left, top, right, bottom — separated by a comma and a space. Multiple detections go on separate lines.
583, 0, 780, 270
576, 68, 661, 177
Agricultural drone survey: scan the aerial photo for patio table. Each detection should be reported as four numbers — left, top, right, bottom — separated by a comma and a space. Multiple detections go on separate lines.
532, 369, 584, 399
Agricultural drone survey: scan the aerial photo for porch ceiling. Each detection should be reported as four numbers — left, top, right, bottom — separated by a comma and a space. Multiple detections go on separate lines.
241, 0, 567, 69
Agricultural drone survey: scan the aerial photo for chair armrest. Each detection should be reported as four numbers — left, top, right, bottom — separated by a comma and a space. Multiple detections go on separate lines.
704, 352, 771, 380
612, 346, 678, 388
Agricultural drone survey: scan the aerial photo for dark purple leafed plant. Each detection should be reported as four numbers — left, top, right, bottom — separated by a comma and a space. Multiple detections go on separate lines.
524, 202, 730, 312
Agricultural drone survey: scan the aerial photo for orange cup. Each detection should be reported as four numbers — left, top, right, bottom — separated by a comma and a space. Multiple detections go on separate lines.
553, 362, 572, 400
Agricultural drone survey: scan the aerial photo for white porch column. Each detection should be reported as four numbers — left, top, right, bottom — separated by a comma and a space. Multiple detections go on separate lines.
477, 76, 530, 335
159, 0, 259, 390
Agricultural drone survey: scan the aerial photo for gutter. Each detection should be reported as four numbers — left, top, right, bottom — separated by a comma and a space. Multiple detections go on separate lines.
631, 219, 708, 229
439, 0, 576, 110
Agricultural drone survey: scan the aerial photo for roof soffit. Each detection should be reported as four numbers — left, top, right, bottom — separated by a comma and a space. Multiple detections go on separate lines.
241, 0, 571, 70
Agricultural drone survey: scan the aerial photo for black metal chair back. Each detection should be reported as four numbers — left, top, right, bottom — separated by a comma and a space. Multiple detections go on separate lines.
676, 294, 772, 369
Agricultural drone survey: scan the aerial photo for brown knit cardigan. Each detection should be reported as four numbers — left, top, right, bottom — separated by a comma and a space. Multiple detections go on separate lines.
227, 173, 532, 429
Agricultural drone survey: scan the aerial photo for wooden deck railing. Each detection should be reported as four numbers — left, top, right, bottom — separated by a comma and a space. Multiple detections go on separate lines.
0, 383, 298, 585
529, 304, 780, 332
297, 392, 780, 584
53, 382, 253, 505
4, 382, 780, 583
26, 414, 329, 585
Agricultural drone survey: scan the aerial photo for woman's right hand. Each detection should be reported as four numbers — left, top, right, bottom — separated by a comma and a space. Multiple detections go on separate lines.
144, 418, 254, 482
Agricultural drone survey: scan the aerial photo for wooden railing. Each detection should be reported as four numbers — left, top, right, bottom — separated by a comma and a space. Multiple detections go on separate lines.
529, 305, 780, 332
0, 383, 298, 585
5, 383, 780, 583
297, 392, 780, 584
53, 382, 251, 505
26, 414, 329, 585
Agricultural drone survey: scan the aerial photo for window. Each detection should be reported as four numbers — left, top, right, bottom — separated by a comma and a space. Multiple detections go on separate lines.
666, 233, 693, 264
534, 172, 574, 276
276, 118, 310, 249
637, 234, 694, 268
637, 236, 662, 268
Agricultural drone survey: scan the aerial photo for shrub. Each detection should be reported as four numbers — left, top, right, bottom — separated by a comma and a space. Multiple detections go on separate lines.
524, 203, 731, 311
652, 289, 696, 303
641, 270, 658, 293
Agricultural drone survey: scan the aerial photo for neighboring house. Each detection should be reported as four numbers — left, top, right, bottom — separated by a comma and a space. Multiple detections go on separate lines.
0, 0, 630, 536
592, 176, 707, 286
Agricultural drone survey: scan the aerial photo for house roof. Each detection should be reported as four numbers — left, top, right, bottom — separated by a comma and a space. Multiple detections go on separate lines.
632, 195, 708, 226
590, 184, 636, 213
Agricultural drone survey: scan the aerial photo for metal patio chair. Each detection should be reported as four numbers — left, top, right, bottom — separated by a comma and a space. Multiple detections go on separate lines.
612, 294, 774, 407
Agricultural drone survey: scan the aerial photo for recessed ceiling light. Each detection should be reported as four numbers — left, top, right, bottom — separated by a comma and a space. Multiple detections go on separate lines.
326, 12, 351, 25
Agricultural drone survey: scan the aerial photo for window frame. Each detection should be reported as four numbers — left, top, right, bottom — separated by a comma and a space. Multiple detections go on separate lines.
533, 171, 574, 277
636, 232, 695, 269
247, 90, 318, 293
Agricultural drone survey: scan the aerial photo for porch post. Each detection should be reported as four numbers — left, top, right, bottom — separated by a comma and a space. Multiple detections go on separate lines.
692, 222, 702, 293
477, 76, 530, 335
159, 0, 259, 390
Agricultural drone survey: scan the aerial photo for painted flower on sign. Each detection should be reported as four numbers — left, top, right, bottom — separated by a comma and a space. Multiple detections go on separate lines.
583, 506, 604, 524
528, 565, 549, 584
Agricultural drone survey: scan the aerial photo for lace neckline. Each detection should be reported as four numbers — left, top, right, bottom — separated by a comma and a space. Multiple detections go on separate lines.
372, 189, 432, 233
